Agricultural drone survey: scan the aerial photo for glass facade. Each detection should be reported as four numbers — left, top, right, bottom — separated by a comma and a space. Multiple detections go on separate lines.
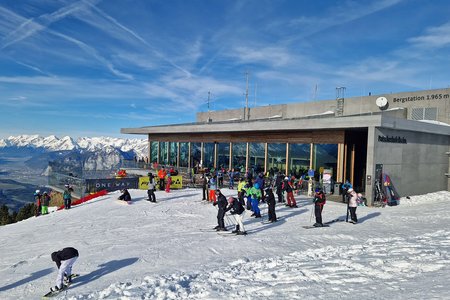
203, 143, 215, 169
217, 143, 230, 170
191, 143, 201, 168
150, 141, 158, 163
179, 142, 189, 168
289, 143, 311, 177
232, 143, 247, 173
159, 142, 168, 165
312, 144, 338, 180
267, 143, 286, 174
249, 143, 265, 175
169, 142, 178, 166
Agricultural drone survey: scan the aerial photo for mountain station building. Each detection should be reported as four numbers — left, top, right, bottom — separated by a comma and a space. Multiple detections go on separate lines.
121, 87, 450, 205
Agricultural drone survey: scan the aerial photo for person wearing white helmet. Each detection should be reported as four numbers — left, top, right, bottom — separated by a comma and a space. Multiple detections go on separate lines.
34, 189, 42, 217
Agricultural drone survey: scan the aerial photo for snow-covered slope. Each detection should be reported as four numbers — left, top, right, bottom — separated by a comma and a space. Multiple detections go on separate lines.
0, 189, 449, 299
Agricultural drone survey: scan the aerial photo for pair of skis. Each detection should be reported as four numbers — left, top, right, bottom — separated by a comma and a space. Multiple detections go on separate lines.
302, 218, 344, 229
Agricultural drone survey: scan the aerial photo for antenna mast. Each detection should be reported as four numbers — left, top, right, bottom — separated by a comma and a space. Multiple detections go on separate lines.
245, 71, 249, 120
207, 91, 211, 122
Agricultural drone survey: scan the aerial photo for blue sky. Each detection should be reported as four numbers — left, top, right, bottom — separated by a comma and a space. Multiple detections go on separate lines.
1, 0, 450, 139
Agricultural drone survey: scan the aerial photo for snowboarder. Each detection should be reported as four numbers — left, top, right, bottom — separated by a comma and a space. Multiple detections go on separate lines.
165, 174, 172, 193
282, 177, 298, 208
226, 196, 247, 235
34, 189, 42, 217
158, 167, 167, 191
41, 191, 51, 215
213, 189, 228, 231
265, 187, 277, 222
313, 188, 326, 227
118, 189, 132, 202
347, 188, 358, 223
63, 184, 73, 210
147, 173, 156, 202
49, 247, 79, 293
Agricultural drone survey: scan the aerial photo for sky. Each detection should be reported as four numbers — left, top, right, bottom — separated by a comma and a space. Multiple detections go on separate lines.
0, 188, 449, 299
1, 0, 450, 139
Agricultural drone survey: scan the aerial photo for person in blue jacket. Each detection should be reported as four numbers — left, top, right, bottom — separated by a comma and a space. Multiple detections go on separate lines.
341, 180, 353, 203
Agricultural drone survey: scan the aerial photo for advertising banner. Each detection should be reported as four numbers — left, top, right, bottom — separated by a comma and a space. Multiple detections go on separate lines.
85, 177, 138, 193
139, 176, 183, 190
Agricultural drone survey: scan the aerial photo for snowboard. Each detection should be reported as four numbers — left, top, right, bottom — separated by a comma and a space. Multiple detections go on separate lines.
302, 224, 330, 229
43, 274, 79, 298
116, 199, 132, 205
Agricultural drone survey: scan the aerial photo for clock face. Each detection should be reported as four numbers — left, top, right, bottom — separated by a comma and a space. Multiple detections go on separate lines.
376, 97, 388, 108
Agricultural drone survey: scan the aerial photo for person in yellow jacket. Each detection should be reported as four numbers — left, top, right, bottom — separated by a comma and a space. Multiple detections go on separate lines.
237, 178, 246, 205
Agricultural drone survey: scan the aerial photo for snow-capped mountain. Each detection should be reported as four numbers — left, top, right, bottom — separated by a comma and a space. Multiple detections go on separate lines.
0, 135, 148, 157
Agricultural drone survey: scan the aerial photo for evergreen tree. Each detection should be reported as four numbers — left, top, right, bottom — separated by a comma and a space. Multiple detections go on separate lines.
0, 204, 13, 225
16, 203, 36, 222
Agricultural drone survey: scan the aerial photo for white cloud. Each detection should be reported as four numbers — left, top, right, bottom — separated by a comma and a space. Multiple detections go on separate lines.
408, 22, 450, 49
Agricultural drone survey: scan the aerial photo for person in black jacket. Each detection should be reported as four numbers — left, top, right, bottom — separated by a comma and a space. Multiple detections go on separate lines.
313, 188, 326, 227
201, 174, 209, 201
118, 189, 131, 202
213, 189, 228, 231
264, 187, 277, 223
275, 172, 284, 203
226, 196, 247, 235
50, 247, 79, 292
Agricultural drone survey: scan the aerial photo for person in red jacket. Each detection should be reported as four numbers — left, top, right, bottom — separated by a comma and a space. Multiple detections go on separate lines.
313, 188, 326, 227
157, 167, 167, 191
165, 174, 172, 193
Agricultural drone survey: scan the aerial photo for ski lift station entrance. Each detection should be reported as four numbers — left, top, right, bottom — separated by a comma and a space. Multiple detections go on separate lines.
121, 87, 450, 206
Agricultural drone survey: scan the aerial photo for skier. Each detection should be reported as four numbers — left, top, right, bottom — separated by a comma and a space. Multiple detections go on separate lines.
275, 172, 284, 203
201, 174, 209, 201
282, 177, 298, 208
341, 180, 352, 203
347, 188, 358, 223
118, 189, 132, 202
313, 188, 326, 227
147, 173, 156, 202
208, 176, 217, 203
34, 189, 42, 217
264, 187, 277, 222
248, 183, 262, 218
63, 184, 73, 210
158, 167, 167, 191
213, 189, 228, 231
49, 247, 79, 293
255, 173, 265, 200
165, 174, 172, 193
41, 191, 50, 215
228, 169, 236, 189
237, 177, 246, 206
226, 197, 247, 235
217, 168, 224, 188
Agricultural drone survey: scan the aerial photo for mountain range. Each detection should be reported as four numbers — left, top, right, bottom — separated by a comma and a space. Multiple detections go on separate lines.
0, 135, 148, 211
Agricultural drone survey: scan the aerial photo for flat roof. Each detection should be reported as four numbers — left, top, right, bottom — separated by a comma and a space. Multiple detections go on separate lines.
121, 113, 450, 136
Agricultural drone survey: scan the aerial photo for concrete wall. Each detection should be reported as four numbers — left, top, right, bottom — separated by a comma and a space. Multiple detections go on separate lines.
197, 88, 450, 124
373, 127, 449, 197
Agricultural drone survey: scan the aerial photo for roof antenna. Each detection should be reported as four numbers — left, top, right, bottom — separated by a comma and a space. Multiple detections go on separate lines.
207, 91, 212, 123
245, 71, 249, 120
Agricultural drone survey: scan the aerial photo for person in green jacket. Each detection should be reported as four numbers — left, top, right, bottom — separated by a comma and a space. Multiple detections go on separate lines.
248, 183, 262, 218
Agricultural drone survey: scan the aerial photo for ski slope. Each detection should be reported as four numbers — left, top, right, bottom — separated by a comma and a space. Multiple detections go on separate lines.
0, 188, 449, 299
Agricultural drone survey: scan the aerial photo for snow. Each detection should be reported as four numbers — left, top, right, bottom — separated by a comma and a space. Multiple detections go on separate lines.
0, 189, 449, 299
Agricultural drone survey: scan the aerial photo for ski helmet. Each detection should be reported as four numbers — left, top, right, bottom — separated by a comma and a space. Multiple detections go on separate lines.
35, 189, 40, 194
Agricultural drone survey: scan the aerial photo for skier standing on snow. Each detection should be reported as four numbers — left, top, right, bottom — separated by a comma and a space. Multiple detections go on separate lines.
347, 188, 358, 223
313, 188, 326, 227
264, 187, 277, 222
165, 174, 172, 193
282, 177, 298, 208
201, 174, 209, 201
341, 180, 352, 203
158, 167, 167, 191
63, 184, 73, 210
147, 173, 156, 202
248, 183, 262, 218
213, 189, 228, 231
228, 169, 236, 189
237, 177, 246, 206
226, 196, 247, 235
41, 191, 50, 215
34, 189, 42, 217
208, 176, 217, 203
275, 172, 284, 203
49, 247, 79, 292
